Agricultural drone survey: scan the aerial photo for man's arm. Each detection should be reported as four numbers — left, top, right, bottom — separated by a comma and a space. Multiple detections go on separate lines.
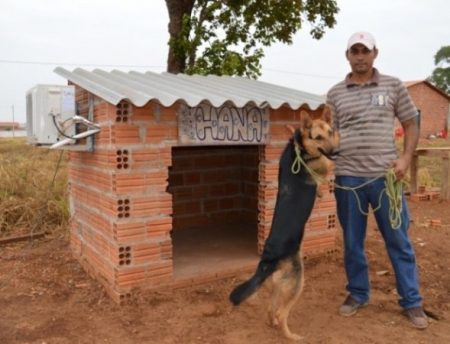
392, 117, 420, 180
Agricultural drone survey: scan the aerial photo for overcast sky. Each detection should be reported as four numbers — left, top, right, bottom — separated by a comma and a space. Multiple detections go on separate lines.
1, 0, 449, 123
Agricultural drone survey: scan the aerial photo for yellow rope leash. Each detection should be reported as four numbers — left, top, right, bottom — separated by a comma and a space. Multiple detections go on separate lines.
291, 143, 304, 175
384, 169, 404, 230
333, 177, 384, 216
291, 143, 404, 229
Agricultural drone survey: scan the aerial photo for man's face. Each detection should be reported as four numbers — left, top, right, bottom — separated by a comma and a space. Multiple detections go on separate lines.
346, 43, 378, 75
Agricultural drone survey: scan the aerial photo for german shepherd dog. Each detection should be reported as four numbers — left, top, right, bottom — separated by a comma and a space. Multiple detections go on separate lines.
229, 108, 339, 341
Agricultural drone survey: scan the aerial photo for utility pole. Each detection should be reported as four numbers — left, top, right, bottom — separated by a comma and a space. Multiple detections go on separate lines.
11, 105, 15, 137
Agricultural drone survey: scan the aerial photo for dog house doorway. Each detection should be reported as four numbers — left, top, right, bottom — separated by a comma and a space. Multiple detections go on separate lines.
168, 145, 260, 282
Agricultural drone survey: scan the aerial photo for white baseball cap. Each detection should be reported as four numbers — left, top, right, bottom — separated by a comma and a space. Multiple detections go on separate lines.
347, 31, 376, 50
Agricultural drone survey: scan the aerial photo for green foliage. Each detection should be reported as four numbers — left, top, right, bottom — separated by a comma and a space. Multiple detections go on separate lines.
429, 46, 450, 93
167, 0, 338, 78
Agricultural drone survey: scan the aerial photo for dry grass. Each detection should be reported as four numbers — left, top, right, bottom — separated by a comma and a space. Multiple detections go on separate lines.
0, 138, 69, 237
399, 138, 450, 188
416, 139, 450, 187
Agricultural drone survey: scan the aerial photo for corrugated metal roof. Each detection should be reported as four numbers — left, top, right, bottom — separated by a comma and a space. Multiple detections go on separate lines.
54, 67, 325, 110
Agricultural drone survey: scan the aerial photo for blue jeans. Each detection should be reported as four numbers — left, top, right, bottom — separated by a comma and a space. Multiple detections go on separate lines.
334, 176, 423, 309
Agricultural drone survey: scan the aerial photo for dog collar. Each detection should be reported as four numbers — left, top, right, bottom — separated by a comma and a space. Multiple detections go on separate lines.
302, 152, 322, 162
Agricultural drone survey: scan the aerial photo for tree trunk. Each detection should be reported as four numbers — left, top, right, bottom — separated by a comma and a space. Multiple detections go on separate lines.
165, 0, 195, 74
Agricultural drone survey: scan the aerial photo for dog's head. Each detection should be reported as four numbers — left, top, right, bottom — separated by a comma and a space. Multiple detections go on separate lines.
300, 107, 339, 159
287, 107, 340, 175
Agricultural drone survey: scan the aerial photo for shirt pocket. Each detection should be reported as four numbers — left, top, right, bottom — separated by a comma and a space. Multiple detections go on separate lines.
369, 92, 394, 111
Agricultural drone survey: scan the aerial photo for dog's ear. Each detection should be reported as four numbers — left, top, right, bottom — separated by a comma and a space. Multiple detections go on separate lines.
285, 125, 301, 144
321, 105, 332, 124
299, 111, 312, 130
293, 128, 301, 144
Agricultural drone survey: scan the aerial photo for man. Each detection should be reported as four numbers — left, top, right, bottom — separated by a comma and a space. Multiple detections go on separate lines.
326, 31, 428, 329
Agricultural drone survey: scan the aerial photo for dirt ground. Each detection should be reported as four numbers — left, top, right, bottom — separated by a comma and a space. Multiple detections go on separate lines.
1, 198, 449, 344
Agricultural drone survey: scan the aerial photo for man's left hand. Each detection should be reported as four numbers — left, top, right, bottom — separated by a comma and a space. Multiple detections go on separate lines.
391, 156, 410, 180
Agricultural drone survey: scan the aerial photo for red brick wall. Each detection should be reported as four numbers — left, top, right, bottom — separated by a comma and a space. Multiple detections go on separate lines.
169, 146, 258, 231
69, 86, 175, 302
406, 83, 449, 138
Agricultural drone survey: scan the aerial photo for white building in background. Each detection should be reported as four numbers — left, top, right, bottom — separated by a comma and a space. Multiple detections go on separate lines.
0, 121, 26, 137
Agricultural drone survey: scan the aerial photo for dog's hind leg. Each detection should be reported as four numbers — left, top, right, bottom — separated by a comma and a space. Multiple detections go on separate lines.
267, 271, 282, 327
270, 252, 305, 341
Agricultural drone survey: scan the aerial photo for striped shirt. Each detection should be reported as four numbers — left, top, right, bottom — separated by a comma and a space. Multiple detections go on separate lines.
327, 69, 418, 177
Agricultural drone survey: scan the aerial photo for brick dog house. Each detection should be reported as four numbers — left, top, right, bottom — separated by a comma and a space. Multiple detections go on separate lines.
55, 68, 338, 303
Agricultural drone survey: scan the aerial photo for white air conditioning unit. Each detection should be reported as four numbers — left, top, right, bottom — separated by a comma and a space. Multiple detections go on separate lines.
26, 85, 76, 145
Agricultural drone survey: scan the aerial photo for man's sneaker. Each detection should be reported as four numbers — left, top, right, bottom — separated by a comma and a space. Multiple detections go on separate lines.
404, 307, 428, 329
339, 295, 368, 316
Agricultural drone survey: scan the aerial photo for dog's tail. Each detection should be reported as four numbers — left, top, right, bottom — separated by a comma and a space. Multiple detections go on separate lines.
229, 260, 278, 305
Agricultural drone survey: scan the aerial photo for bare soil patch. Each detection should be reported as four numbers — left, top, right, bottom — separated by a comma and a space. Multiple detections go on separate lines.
1, 199, 449, 344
